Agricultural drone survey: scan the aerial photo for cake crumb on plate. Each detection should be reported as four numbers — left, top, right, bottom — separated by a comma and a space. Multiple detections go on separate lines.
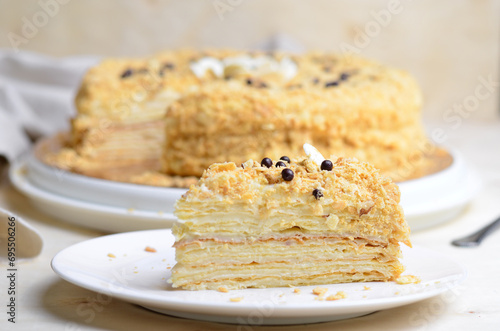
230, 297, 243, 302
144, 246, 157, 253
326, 291, 346, 301
396, 275, 421, 284
312, 287, 328, 296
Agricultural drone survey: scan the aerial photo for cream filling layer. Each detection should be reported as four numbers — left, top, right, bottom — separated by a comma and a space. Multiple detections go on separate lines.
175, 243, 400, 265
171, 260, 403, 290
172, 213, 395, 243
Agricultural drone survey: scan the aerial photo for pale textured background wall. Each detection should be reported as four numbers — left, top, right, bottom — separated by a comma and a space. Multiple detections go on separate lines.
0, 0, 498, 123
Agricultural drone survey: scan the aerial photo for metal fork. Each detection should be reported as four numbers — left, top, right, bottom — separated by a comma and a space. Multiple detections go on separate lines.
451, 216, 500, 247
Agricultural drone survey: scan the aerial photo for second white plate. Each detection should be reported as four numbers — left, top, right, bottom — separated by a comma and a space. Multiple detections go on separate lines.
9, 159, 176, 232
51, 229, 467, 325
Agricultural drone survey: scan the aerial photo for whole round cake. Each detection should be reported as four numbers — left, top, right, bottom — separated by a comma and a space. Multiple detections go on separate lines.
46, 49, 450, 185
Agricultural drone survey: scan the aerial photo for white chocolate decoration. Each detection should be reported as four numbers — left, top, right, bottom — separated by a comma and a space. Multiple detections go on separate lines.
303, 143, 325, 166
189, 57, 224, 78
190, 55, 298, 81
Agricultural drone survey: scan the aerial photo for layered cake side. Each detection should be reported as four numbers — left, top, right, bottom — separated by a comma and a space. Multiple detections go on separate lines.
48, 49, 252, 180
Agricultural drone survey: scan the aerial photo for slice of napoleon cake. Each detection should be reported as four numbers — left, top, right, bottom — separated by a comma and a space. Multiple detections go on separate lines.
169, 144, 411, 290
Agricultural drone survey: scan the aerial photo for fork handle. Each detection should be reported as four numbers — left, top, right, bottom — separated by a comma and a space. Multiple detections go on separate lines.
451, 216, 500, 247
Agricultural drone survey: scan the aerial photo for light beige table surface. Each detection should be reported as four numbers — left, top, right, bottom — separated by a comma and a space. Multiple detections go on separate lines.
1, 120, 499, 331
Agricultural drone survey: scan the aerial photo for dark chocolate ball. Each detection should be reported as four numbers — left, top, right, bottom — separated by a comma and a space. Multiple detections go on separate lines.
321, 160, 333, 171
312, 189, 323, 200
280, 156, 291, 163
281, 168, 294, 181
261, 157, 273, 168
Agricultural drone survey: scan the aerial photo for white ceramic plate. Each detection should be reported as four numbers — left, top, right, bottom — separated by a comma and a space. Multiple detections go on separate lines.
25, 150, 185, 213
51, 229, 467, 325
10, 145, 480, 233
9, 159, 176, 232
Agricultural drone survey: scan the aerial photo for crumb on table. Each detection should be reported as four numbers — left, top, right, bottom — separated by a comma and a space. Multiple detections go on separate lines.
218, 287, 229, 293
293, 288, 301, 294
107, 253, 116, 258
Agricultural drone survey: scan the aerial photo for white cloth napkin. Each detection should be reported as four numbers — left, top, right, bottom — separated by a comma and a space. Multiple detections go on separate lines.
0, 51, 97, 260
0, 207, 43, 260
0, 49, 99, 162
